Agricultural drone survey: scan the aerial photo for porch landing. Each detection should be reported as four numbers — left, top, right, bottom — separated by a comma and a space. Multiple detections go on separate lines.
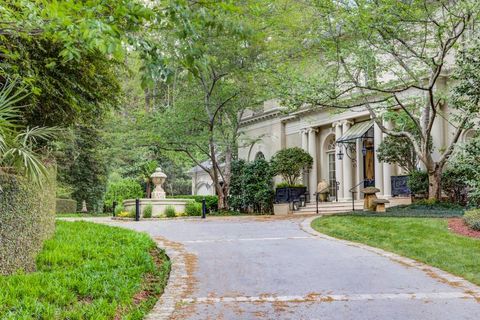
295, 197, 412, 215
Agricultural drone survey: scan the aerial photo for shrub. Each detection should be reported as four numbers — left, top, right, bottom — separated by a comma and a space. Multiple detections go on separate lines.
275, 182, 305, 188
185, 201, 202, 216
0, 169, 56, 275
143, 204, 153, 218
165, 206, 176, 218
56, 198, 77, 214
408, 170, 429, 196
167, 195, 218, 212
229, 159, 275, 214
104, 178, 144, 211
270, 147, 313, 185
442, 167, 469, 205
464, 209, 480, 231
117, 211, 134, 218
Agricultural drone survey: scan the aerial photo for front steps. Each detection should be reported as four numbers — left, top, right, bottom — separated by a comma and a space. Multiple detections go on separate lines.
295, 197, 411, 215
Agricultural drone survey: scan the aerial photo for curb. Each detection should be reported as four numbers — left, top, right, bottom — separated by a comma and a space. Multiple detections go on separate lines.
301, 216, 480, 298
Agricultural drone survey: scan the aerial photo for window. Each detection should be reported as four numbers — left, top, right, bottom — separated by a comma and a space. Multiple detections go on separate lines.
254, 152, 265, 160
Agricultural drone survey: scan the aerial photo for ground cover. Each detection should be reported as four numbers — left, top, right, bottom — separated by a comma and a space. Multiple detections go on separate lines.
0, 221, 170, 319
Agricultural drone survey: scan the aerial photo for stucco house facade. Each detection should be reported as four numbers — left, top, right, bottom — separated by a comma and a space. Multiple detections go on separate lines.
191, 96, 476, 200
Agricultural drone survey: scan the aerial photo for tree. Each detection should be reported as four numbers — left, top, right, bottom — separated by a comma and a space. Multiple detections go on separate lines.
150, 1, 268, 209
271, 147, 313, 186
0, 80, 57, 187
277, 0, 480, 200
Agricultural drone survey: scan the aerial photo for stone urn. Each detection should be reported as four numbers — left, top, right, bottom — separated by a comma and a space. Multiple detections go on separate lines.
317, 180, 330, 202
151, 168, 167, 200
361, 187, 380, 211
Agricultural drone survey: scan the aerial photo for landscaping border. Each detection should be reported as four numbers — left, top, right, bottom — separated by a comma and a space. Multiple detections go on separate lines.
301, 216, 480, 298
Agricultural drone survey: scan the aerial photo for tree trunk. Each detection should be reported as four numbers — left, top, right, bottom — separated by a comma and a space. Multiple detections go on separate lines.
146, 181, 151, 198
428, 166, 442, 200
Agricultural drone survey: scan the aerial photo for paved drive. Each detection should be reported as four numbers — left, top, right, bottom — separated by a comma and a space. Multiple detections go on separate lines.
88, 216, 479, 319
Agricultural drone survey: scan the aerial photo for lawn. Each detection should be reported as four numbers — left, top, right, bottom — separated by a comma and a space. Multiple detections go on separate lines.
0, 221, 170, 320
312, 216, 480, 286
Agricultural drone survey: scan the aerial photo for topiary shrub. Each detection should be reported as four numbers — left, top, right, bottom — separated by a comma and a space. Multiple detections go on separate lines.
56, 198, 77, 214
270, 147, 313, 186
143, 204, 153, 218
0, 169, 56, 275
464, 209, 480, 231
165, 206, 176, 218
185, 201, 202, 216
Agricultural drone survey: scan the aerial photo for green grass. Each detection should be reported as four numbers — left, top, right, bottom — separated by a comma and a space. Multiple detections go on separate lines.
0, 221, 170, 319
56, 213, 111, 218
312, 216, 480, 286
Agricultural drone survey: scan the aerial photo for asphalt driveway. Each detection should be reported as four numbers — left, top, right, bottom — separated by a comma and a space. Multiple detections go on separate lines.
85, 216, 479, 319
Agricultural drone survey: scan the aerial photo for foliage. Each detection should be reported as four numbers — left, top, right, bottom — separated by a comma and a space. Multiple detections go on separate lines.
377, 136, 417, 173
464, 209, 480, 231
117, 210, 134, 218
276, 0, 480, 200
229, 159, 275, 214
104, 178, 144, 210
0, 80, 58, 184
0, 221, 170, 319
271, 148, 313, 186
276, 182, 305, 188
114, 204, 125, 216
0, 0, 158, 127
312, 216, 480, 286
58, 126, 108, 213
185, 201, 202, 217
164, 206, 176, 218
143, 204, 153, 218
441, 167, 469, 206
407, 170, 429, 196
0, 169, 56, 275
55, 199, 77, 214
167, 195, 218, 213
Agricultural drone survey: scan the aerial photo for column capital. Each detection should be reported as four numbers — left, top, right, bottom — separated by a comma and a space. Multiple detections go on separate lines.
306, 127, 318, 134
341, 119, 354, 127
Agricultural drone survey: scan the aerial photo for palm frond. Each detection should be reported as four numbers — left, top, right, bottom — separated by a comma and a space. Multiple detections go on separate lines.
3, 147, 49, 184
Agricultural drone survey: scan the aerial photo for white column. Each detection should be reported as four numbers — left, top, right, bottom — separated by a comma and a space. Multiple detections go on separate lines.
383, 120, 394, 198
334, 123, 344, 201
301, 130, 309, 186
308, 128, 318, 199
342, 121, 353, 201
356, 138, 363, 200
373, 121, 384, 195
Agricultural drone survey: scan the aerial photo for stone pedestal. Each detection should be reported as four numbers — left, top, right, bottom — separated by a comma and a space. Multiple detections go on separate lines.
362, 187, 380, 211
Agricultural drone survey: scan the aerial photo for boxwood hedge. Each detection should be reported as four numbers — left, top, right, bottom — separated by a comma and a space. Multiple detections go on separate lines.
0, 170, 56, 275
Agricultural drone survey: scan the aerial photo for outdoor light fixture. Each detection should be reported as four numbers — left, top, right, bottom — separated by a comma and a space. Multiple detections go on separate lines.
362, 145, 367, 156
337, 149, 344, 160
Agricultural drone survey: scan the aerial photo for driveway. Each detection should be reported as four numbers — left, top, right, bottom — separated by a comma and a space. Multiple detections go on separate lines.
81, 216, 480, 319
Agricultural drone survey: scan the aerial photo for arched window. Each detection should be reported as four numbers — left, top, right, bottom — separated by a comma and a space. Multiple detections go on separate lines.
254, 152, 265, 160
464, 129, 475, 143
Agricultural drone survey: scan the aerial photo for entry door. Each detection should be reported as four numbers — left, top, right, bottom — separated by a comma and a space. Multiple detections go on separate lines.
364, 141, 375, 187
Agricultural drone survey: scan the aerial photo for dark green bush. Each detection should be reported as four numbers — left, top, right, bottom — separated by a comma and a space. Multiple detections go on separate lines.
408, 170, 429, 196
185, 201, 202, 216
104, 178, 144, 211
167, 195, 218, 212
464, 209, 480, 231
165, 206, 176, 218
229, 159, 274, 214
143, 204, 153, 218
55, 198, 77, 214
0, 170, 56, 275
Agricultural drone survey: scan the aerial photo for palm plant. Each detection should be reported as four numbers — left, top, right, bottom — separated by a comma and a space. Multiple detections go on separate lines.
0, 79, 58, 186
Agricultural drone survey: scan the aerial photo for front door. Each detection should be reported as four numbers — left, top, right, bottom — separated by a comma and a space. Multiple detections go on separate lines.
364, 140, 375, 187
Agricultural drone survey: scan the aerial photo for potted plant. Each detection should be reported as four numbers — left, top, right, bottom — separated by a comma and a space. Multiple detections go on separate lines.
271, 147, 313, 213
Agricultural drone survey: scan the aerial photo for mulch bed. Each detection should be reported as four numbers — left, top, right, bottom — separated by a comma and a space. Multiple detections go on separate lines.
448, 218, 480, 239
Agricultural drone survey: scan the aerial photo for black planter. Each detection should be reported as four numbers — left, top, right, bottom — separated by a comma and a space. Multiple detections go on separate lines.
275, 187, 307, 203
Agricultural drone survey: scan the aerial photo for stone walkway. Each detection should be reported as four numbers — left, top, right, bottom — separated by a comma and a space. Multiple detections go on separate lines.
66, 216, 480, 319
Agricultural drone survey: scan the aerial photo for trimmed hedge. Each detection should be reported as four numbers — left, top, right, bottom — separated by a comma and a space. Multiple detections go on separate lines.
464, 209, 480, 231
55, 198, 77, 214
185, 201, 202, 216
167, 195, 218, 212
0, 170, 56, 275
